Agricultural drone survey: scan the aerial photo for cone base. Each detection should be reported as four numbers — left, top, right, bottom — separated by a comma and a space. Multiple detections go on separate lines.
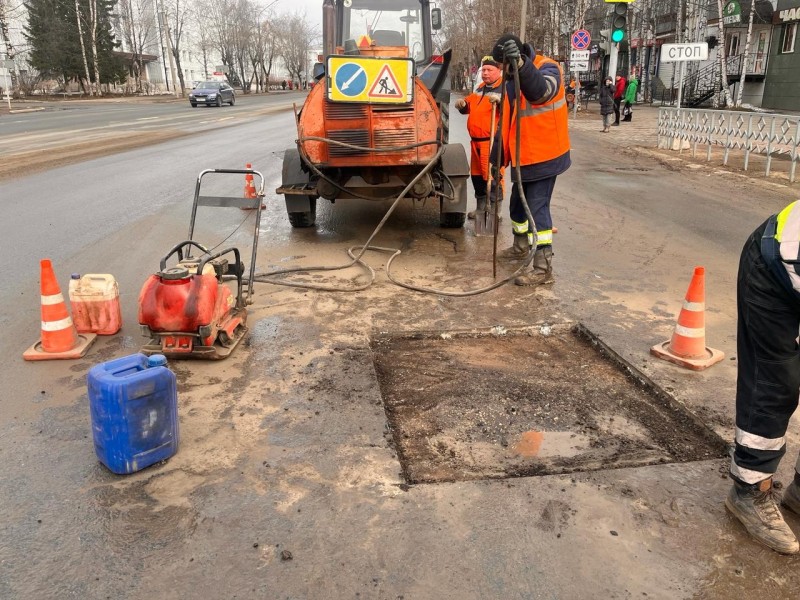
23, 333, 97, 361
650, 340, 725, 371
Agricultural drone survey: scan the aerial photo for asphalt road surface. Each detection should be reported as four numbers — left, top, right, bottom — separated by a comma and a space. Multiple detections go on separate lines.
1, 99, 798, 599
0, 92, 299, 178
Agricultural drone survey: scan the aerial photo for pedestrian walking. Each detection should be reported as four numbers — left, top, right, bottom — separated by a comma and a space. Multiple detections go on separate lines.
490, 34, 571, 287
454, 56, 504, 219
622, 76, 638, 122
726, 200, 800, 555
613, 73, 626, 126
599, 76, 614, 133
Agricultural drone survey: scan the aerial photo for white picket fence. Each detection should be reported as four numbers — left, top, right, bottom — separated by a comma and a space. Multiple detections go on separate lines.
657, 107, 800, 183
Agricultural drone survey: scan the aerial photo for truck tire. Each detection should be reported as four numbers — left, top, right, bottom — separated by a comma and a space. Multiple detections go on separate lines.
281, 148, 317, 228
439, 101, 450, 145
287, 197, 317, 228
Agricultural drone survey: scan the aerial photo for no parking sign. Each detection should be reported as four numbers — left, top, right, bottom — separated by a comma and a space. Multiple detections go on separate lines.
571, 30, 591, 51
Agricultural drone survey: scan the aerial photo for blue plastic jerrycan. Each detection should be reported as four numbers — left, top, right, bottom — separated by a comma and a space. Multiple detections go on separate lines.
87, 353, 179, 474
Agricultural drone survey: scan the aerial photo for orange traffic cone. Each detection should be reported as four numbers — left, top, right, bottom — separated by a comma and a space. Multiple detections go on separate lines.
23, 259, 97, 361
650, 266, 724, 371
242, 163, 264, 210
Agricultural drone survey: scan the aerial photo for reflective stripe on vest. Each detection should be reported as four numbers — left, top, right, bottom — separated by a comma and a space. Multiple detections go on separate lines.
518, 98, 567, 117
775, 201, 800, 293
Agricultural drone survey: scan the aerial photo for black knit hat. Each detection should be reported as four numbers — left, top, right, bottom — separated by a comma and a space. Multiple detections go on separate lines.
492, 34, 533, 63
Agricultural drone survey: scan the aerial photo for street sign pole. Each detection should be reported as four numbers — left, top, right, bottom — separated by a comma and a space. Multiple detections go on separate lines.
608, 43, 619, 81
676, 61, 685, 110
660, 43, 709, 152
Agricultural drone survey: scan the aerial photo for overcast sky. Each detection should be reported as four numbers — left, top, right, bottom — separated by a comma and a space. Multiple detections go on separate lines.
274, 0, 324, 28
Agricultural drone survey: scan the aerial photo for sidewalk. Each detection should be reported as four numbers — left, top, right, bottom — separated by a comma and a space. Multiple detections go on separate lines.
570, 102, 799, 189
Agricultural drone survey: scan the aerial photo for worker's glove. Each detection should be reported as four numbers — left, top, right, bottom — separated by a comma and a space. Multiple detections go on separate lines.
454, 98, 467, 111
490, 164, 501, 183
486, 93, 501, 105
502, 39, 522, 65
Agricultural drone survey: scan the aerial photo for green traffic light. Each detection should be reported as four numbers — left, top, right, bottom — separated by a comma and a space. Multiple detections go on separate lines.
611, 29, 625, 43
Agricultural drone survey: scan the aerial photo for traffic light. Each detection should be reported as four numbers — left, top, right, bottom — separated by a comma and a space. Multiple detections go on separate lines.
610, 2, 628, 43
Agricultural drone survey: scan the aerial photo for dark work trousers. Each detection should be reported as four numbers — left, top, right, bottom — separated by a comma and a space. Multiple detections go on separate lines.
471, 175, 488, 199
509, 176, 556, 245
732, 221, 800, 485
613, 98, 622, 124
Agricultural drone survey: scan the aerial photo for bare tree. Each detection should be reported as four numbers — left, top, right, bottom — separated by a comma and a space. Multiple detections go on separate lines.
715, 0, 733, 106
118, 0, 158, 93
165, 0, 191, 94
276, 11, 317, 86
88, 0, 101, 94
0, 0, 19, 89
75, 0, 94, 94
189, 0, 214, 79
197, 0, 252, 88
198, 0, 240, 85
247, 6, 278, 92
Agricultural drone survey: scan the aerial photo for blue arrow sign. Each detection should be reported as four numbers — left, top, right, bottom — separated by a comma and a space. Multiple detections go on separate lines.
335, 63, 367, 97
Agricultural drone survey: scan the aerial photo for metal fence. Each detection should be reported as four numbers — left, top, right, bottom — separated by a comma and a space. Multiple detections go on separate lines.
657, 108, 800, 183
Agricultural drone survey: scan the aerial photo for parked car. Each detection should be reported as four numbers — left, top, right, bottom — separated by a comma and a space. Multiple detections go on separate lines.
189, 81, 235, 107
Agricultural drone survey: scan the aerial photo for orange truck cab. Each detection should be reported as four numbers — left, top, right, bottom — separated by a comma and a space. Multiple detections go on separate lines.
277, 0, 469, 228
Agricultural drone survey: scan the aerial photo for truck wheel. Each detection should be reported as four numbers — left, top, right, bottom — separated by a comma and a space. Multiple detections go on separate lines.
439, 101, 450, 145
439, 211, 465, 228
287, 197, 317, 228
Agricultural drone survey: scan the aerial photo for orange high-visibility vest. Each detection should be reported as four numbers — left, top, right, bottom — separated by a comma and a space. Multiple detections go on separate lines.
462, 82, 503, 180
502, 55, 570, 167
465, 81, 502, 141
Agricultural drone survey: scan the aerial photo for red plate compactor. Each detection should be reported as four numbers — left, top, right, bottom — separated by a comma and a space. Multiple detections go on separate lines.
138, 168, 264, 359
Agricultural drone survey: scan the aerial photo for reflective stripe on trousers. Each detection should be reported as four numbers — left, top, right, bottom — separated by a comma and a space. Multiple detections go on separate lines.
509, 176, 557, 247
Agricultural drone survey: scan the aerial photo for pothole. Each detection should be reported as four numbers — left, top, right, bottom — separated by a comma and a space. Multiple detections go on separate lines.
371, 324, 727, 484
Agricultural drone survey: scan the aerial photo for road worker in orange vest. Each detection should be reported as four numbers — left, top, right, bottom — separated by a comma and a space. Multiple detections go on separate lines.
454, 56, 504, 219
490, 34, 571, 287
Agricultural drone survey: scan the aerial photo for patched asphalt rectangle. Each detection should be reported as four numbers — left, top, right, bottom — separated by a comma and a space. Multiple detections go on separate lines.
371, 324, 728, 484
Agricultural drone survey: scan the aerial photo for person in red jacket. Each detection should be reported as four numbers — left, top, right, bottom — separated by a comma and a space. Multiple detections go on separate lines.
613, 73, 626, 126
455, 56, 504, 219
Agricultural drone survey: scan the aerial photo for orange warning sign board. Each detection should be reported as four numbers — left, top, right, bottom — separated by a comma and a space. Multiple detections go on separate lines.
368, 64, 404, 99
327, 56, 413, 104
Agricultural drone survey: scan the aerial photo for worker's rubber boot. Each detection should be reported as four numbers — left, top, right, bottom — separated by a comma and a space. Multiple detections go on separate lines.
497, 234, 531, 260
725, 478, 800, 555
781, 476, 800, 516
514, 246, 554, 287
467, 195, 487, 220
